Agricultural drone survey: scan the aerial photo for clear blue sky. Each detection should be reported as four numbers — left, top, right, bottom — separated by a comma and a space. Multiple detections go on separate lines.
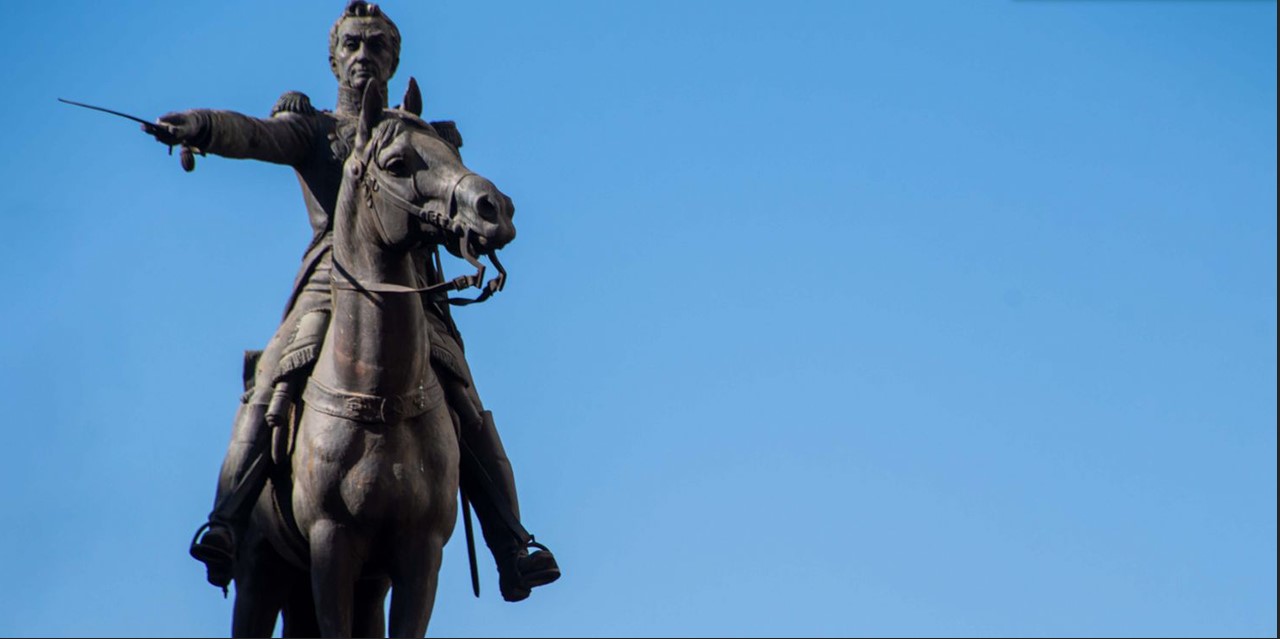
0, 1, 1274, 637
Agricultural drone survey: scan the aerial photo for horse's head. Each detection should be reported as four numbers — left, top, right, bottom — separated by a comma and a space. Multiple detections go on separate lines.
344, 80, 516, 258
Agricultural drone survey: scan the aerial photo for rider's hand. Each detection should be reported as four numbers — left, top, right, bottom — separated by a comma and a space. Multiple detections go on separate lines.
145, 111, 198, 146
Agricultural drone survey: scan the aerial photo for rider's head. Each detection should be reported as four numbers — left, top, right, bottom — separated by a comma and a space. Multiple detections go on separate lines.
329, 1, 401, 91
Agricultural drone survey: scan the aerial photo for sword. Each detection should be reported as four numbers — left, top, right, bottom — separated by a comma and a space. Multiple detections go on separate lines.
58, 97, 203, 172
461, 489, 481, 597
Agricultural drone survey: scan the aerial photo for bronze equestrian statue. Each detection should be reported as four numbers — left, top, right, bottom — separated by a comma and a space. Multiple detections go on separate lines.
145, 0, 559, 618
232, 80, 508, 637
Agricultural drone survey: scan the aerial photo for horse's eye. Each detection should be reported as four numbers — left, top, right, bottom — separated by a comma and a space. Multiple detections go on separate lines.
383, 157, 411, 177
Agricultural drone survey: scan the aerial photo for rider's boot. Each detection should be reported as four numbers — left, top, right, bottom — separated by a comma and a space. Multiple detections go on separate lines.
190, 401, 273, 592
461, 410, 561, 602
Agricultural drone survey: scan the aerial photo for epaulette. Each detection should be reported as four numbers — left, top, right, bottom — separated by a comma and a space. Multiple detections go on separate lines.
271, 91, 317, 117
430, 120, 463, 149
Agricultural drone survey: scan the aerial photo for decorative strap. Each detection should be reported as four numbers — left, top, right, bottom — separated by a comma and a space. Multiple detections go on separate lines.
303, 376, 444, 424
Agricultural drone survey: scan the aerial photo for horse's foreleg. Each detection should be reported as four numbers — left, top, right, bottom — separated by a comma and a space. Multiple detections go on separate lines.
353, 577, 392, 638
387, 536, 446, 638
281, 577, 320, 638
309, 519, 364, 637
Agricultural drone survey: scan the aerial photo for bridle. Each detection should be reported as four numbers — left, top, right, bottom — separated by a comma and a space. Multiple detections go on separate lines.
332, 135, 508, 306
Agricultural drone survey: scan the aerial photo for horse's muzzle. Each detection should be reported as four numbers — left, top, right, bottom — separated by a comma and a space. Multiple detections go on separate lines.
456, 174, 516, 250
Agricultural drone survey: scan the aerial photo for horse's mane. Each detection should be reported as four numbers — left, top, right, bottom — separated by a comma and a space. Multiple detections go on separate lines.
372, 111, 461, 157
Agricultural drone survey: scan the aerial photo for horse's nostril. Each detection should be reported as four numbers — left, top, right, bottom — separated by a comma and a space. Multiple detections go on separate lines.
475, 194, 499, 223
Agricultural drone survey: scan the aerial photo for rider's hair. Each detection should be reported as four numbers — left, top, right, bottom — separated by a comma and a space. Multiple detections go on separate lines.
329, 1, 402, 75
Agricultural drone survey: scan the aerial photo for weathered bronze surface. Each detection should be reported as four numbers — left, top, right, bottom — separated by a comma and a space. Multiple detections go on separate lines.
128, 2, 558, 635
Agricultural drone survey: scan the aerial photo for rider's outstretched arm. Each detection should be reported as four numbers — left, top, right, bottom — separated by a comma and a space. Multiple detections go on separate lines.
146, 109, 316, 167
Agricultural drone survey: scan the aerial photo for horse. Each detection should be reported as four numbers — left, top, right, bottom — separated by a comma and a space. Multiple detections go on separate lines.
227, 81, 517, 637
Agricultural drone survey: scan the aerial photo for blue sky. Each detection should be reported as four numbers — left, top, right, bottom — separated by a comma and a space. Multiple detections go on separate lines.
0, 1, 1274, 637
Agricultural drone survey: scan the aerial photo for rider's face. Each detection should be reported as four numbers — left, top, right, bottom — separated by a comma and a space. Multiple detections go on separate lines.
331, 18, 397, 91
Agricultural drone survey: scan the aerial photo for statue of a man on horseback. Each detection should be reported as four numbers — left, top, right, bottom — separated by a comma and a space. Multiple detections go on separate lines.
146, 1, 559, 626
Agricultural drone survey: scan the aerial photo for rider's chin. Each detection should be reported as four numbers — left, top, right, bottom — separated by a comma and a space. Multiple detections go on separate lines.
348, 71, 373, 89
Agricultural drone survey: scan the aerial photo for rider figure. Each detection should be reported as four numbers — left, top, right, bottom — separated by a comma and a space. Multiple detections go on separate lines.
149, 0, 559, 603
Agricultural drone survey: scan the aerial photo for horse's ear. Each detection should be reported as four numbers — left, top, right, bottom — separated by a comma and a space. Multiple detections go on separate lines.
402, 77, 423, 117
356, 83, 382, 149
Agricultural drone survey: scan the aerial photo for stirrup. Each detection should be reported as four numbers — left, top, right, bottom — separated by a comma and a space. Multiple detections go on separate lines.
189, 523, 236, 561
519, 538, 560, 585
189, 522, 236, 596
500, 536, 561, 602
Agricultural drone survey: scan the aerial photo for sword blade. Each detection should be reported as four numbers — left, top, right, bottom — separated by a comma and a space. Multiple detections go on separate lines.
462, 490, 481, 597
58, 97, 158, 130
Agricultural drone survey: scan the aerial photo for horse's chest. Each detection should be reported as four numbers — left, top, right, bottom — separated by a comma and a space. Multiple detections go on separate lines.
344, 443, 429, 514
295, 416, 431, 522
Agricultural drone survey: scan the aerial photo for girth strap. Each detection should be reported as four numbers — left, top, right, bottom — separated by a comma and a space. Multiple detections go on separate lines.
303, 376, 444, 424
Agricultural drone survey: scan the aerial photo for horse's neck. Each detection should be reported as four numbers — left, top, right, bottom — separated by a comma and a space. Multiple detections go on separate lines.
316, 181, 430, 396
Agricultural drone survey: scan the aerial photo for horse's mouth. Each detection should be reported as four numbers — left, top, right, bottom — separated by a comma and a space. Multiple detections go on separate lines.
443, 228, 500, 260
434, 227, 508, 304
471, 232, 501, 253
